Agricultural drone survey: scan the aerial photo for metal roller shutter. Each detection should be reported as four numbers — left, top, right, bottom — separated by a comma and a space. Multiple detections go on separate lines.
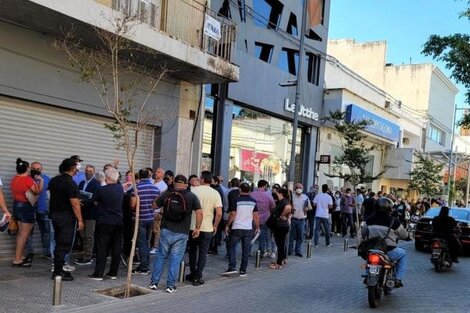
0, 96, 154, 258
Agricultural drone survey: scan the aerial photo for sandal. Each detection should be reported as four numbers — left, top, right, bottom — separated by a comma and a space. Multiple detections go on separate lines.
11, 261, 31, 268
269, 263, 282, 270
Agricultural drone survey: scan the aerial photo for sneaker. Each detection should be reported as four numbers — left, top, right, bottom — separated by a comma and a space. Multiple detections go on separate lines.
51, 271, 73, 281
74, 257, 92, 265
88, 274, 104, 281
295, 252, 303, 257
221, 269, 238, 276
270, 252, 276, 259
132, 267, 150, 275
239, 271, 247, 277
314, 245, 319, 248
193, 278, 205, 286
327, 243, 333, 248
262, 252, 270, 258
148, 283, 158, 290
105, 273, 117, 280
120, 255, 128, 267
149, 248, 157, 255
62, 264, 76, 272
165, 286, 177, 293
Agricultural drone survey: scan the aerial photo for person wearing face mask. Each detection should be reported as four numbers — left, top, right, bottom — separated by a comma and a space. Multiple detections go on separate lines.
74, 165, 100, 265
332, 191, 343, 236
288, 183, 312, 257
70, 155, 86, 186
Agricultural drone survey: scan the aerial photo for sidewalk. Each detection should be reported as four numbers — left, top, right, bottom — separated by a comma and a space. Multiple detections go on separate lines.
0, 235, 356, 313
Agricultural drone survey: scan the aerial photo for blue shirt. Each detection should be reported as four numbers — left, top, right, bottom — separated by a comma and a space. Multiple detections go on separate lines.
35, 174, 50, 214
94, 183, 124, 225
73, 172, 86, 186
132, 179, 160, 223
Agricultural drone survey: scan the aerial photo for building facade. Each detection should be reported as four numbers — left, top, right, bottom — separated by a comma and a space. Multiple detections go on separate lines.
0, 0, 238, 257
204, 0, 331, 188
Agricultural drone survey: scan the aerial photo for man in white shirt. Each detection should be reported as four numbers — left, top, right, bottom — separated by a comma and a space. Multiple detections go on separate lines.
288, 183, 312, 257
313, 184, 333, 247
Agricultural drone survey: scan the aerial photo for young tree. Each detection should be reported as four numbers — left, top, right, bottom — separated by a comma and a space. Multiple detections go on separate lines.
55, 13, 171, 297
408, 154, 444, 198
422, 1, 470, 125
324, 111, 383, 187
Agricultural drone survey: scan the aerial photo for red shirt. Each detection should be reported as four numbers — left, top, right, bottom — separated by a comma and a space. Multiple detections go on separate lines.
10, 175, 35, 203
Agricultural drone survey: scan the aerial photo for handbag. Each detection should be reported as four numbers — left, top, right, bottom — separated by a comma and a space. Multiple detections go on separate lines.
8, 217, 19, 236
358, 219, 394, 260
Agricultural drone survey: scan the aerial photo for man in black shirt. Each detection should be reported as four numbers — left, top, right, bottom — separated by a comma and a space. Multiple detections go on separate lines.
88, 167, 124, 280
362, 192, 377, 220
432, 206, 462, 263
49, 158, 84, 281
149, 175, 202, 293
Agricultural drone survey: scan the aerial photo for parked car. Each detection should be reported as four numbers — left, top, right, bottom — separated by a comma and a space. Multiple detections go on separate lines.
414, 207, 470, 251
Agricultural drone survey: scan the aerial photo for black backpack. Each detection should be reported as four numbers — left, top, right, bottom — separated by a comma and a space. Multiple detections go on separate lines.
162, 191, 187, 222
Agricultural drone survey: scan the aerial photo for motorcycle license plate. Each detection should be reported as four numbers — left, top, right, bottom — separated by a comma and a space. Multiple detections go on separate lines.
432, 249, 441, 258
369, 265, 381, 274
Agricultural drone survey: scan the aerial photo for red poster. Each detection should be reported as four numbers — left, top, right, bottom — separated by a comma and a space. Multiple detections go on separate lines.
240, 149, 271, 174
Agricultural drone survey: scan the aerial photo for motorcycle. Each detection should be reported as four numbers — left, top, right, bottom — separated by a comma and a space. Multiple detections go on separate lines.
363, 249, 397, 308
430, 238, 452, 272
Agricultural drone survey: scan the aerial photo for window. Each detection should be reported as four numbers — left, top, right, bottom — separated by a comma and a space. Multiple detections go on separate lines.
428, 125, 445, 145
286, 13, 298, 36
254, 42, 274, 63
253, 0, 284, 30
278, 48, 299, 76
306, 52, 321, 85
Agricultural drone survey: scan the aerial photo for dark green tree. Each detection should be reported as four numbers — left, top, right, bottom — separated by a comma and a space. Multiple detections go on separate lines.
408, 154, 444, 197
422, 1, 470, 125
324, 111, 383, 187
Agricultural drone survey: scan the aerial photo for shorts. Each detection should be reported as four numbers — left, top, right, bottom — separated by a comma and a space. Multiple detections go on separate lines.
13, 201, 35, 224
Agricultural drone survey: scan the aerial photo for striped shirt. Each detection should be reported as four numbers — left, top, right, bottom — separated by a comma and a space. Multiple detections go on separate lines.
230, 195, 258, 230
132, 179, 160, 223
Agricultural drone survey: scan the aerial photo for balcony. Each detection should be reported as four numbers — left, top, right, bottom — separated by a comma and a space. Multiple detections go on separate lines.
0, 0, 239, 84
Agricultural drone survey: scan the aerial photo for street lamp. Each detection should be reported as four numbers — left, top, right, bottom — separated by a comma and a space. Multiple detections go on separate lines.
447, 105, 467, 204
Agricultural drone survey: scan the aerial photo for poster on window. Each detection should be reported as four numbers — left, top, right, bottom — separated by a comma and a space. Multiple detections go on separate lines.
240, 149, 271, 174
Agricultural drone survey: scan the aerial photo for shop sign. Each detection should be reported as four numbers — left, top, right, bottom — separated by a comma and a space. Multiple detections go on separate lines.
319, 155, 331, 164
240, 149, 271, 174
345, 104, 400, 142
284, 98, 319, 121
204, 14, 221, 41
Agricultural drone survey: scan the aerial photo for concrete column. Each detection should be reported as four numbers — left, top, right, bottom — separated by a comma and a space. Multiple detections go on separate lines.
303, 126, 318, 189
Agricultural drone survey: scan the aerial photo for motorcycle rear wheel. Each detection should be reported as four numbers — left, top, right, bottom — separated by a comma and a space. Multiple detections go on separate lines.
368, 285, 382, 308
433, 261, 442, 272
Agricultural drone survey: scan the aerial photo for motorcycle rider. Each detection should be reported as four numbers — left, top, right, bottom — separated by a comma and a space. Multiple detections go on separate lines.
432, 206, 462, 263
361, 197, 411, 288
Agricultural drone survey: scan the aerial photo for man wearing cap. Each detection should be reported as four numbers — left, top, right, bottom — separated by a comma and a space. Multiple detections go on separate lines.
49, 158, 84, 281
186, 171, 222, 286
70, 155, 85, 186
149, 175, 202, 293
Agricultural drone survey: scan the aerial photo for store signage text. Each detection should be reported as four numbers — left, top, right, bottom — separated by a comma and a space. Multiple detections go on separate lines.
284, 98, 319, 121
204, 15, 221, 41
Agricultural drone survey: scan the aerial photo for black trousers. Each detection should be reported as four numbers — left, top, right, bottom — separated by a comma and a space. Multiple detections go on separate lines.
52, 217, 76, 275
273, 226, 289, 266
93, 223, 123, 277
188, 231, 212, 279
439, 233, 462, 261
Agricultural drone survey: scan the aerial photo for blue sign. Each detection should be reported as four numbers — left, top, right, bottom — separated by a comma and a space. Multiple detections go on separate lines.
345, 104, 400, 142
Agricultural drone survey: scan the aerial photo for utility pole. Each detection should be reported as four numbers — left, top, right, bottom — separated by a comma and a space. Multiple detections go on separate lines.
447, 104, 456, 203
288, 0, 308, 185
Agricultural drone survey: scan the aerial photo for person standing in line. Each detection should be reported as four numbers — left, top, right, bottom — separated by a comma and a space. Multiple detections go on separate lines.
88, 167, 124, 281
288, 183, 311, 257
306, 185, 318, 239
150, 167, 167, 255
187, 171, 222, 286
341, 188, 356, 238
250, 180, 275, 257
331, 191, 342, 235
269, 188, 292, 269
49, 158, 84, 281
149, 175, 202, 293
223, 182, 260, 276
313, 184, 333, 248
11, 158, 43, 267
25, 161, 50, 261
0, 175, 11, 219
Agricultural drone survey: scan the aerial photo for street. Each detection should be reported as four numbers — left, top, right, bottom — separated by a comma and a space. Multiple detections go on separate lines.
54, 239, 470, 313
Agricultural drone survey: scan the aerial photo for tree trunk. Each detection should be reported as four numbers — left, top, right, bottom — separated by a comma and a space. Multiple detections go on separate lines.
125, 166, 140, 298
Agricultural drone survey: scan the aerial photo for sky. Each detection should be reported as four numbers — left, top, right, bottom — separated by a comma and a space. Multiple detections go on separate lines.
328, 0, 469, 112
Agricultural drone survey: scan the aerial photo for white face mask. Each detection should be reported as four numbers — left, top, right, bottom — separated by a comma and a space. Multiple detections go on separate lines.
76, 163, 81, 170
295, 188, 303, 195
335, 195, 341, 198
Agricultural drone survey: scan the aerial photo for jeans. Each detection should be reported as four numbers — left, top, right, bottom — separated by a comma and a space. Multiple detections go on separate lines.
342, 213, 355, 237
314, 217, 331, 246
188, 231, 212, 279
137, 221, 153, 270
25, 211, 51, 256
93, 223, 122, 277
266, 227, 277, 253
387, 247, 407, 280
288, 218, 305, 254
257, 224, 269, 253
228, 229, 253, 272
150, 228, 188, 287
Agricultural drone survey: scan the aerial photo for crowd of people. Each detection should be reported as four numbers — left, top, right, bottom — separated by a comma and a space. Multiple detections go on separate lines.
0, 156, 464, 292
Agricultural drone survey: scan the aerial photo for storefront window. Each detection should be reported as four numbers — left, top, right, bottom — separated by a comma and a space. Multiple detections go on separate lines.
202, 101, 302, 186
